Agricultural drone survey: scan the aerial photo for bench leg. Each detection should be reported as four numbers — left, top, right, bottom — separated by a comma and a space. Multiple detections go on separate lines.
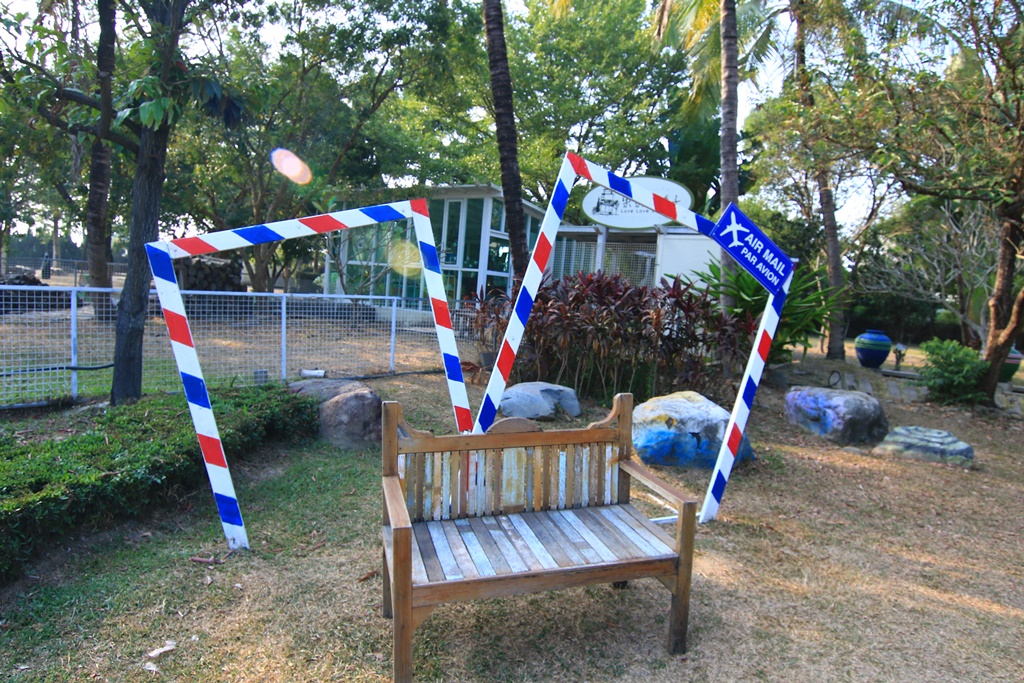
382, 547, 393, 619
667, 501, 697, 654
393, 528, 414, 683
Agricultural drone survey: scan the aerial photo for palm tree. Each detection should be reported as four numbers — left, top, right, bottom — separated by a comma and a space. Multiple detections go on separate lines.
482, 0, 529, 280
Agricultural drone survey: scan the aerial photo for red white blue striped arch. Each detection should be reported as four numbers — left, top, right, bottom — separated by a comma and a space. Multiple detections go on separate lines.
146, 200, 473, 550
475, 152, 791, 523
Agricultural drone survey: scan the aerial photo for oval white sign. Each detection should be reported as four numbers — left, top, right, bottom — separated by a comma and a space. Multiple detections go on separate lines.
581, 176, 694, 229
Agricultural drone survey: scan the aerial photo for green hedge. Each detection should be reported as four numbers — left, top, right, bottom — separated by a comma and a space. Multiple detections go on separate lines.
0, 386, 319, 583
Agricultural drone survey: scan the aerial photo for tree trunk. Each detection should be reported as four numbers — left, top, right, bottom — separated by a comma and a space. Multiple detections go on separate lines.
818, 172, 846, 359
482, 0, 528, 280
110, 122, 171, 404
979, 205, 1024, 400
85, 0, 116, 320
718, 0, 739, 315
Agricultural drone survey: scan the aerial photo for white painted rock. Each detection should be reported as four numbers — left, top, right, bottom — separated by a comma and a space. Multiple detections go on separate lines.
632, 391, 754, 469
784, 386, 889, 445
500, 382, 581, 421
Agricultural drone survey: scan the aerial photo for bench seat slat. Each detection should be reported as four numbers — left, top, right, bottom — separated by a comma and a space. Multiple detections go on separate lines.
413, 524, 446, 583
482, 516, 531, 573
556, 510, 619, 563
549, 510, 604, 564
441, 519, 480, 579
495, 515, 546, 571
618, 503, 677, 549
503, 514, 559, 570
467, 517, 512, 575
574, 507, 645, 560
521, 512, 580, 568
454, 518, 497, 577
427, 521, 464, 580
597, 506, 669, 556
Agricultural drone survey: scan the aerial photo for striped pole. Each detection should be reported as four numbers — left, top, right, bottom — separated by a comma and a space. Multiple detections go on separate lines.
699, 273, 791, 523
147, 241, 249, 549
474, 153, 715, 434
474, 152, 791, 523
147, 200, 473, 550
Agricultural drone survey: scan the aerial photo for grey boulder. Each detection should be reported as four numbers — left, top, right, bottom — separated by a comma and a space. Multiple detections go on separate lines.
784, 386, 889, 445
500, 382, 581, 421
290, 379, 381, 449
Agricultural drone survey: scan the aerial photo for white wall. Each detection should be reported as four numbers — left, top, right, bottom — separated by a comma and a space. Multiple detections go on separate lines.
654, 232, 720, 285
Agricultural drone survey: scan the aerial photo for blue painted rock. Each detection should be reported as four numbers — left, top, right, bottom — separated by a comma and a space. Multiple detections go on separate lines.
501, 382, 581, 421
632, 392, 754, 469
872, 426, 974, 467
784, 386, 889, 445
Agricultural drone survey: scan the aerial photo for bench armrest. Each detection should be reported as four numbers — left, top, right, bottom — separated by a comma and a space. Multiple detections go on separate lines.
383, 476, 412, 530
618, 460, 695, 510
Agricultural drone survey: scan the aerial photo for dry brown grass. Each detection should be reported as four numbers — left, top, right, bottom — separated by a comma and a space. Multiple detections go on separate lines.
2, 363, 1022, 682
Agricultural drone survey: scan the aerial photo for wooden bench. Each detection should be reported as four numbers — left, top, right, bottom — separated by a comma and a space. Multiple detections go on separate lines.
381, 393, 697, 682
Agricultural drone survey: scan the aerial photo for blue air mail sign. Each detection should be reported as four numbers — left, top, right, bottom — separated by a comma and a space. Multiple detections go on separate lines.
707, 204, 793, 296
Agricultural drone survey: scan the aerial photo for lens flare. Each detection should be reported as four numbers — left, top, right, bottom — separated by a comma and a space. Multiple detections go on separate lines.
270, 148, 313, 185
389, 239, 422, 278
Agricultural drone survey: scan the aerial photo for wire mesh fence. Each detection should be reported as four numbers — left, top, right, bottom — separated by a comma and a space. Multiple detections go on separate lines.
1, 257, 129, 288
1, 286, 481, 408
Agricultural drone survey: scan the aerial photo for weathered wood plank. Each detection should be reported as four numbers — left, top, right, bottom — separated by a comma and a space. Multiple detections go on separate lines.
618, 504, 677, 550
557, 510, 618, 563
413, 523, 446, 583
520, 511, 579, 568
467, 517, 512, 575
454, 518, 496, 577
500, 514, 555, 570
458, 451, 469, 519
426, 521, 464, 580
598, 506, 668, 556
548, 510, 603, 564
482, 516, 530, 573
398, 427, 619, 454
575, 507, 644, 560
441, 519, 480, 579
408, 526, 429, 585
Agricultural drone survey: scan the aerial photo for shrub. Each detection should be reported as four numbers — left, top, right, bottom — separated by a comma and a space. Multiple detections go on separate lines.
690, 259, 839, 364
918, 339, 987, 404
0, 385, 318, 583
476, 272, 747, 402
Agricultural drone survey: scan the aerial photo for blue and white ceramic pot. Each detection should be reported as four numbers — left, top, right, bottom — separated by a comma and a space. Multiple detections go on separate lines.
854, 330, 892, 369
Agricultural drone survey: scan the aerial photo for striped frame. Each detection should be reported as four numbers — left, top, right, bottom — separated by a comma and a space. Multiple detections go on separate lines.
477, 152, 793, 522
146, 200, 472, 549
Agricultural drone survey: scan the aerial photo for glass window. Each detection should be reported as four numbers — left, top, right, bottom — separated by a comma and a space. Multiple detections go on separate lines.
485, 274, 509, 296
463, 199, 483, 269
442, 271, 457, 300
460, 270, 480, 301
527, 216, 539, 249
487, 235, 510, 273
491, 199, 505, 234
428, 200, 444, 245
444, 201, 462, 266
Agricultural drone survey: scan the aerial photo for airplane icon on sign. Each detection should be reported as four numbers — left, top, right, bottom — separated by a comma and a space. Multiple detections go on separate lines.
720, 213, 750, 248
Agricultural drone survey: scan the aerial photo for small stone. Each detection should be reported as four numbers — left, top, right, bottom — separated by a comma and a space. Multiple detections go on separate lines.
872, 426, 974, 467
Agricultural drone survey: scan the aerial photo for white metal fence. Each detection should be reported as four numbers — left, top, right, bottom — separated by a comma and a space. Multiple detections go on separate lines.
1, 285, 480, 408
1, 257, 129, 288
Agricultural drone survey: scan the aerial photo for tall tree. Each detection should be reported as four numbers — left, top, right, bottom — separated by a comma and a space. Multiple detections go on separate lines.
482, 0, 528, 279
84, 0, 116, 319
818, 0, 1023, 400
111, 0, 194, 404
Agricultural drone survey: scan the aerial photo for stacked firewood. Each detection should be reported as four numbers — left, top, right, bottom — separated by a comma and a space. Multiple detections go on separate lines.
174, 256, 246, 292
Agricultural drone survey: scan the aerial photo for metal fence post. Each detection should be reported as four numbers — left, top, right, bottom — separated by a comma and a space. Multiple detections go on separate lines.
70, 289, 78, 399
389, 298, 398, 373
280, 294, 288, 381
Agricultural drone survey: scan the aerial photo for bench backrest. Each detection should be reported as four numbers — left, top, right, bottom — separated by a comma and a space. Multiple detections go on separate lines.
383, 394, 634, 523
